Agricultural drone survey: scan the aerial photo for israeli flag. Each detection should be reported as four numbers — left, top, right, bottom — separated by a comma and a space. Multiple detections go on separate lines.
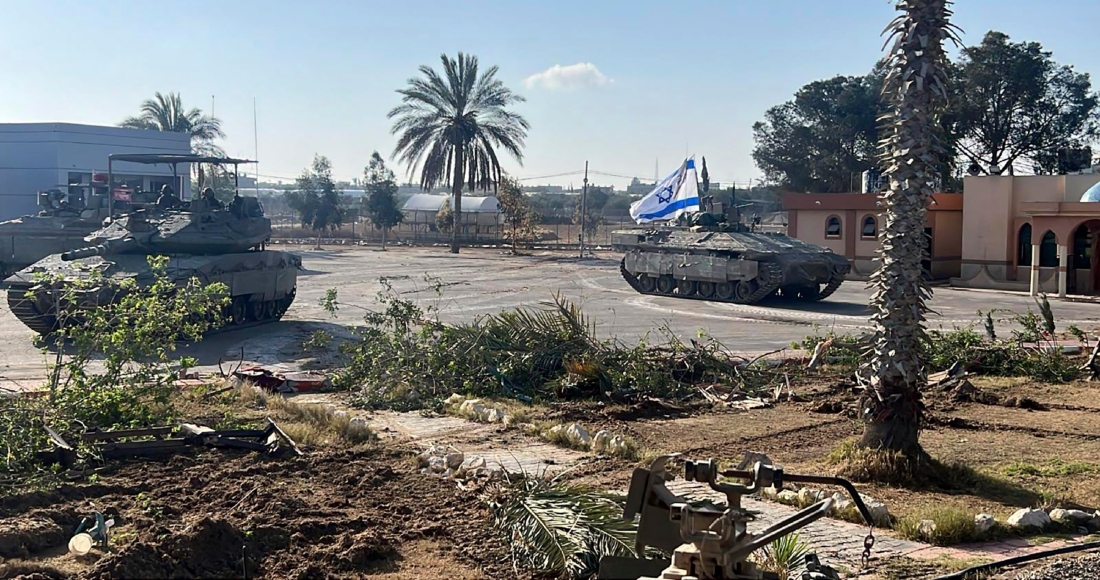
629, 157, 700, 224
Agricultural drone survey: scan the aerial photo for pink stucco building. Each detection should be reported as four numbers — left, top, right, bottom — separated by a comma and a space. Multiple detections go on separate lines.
783, 192, 963, 281
955, 174, 1100, 296
782, 174, 1100, 297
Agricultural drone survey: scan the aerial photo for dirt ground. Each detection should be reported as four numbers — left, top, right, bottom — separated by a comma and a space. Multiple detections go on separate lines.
0, 446, 532, 580
557, 370, 1100, 526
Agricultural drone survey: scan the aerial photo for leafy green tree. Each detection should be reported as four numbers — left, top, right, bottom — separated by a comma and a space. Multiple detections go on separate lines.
861, 0, 957, 458
497, 176, 537, 252
363, 152, 404, 250
389, 52, 529, 254
285, 155, 345, 248
952, 31, 1100, 175
752, 73, 883, 192
119, 91, 225, 156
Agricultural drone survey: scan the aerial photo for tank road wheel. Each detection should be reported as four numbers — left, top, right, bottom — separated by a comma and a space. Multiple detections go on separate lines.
697, 281, 716, 299
676, 279, 697, 297
263, 300, 278, 320
249, 300, 266, 321
637, 274, 657, 293
231, 298, 247, 325
715, 282, 736, 301
656, 275, 676, 295
733, 280, 756, 303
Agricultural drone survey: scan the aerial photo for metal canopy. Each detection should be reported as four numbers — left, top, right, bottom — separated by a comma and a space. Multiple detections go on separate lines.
108, 153, 256, 165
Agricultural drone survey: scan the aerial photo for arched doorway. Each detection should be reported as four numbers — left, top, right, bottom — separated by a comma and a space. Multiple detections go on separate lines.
1017, 223, 1032, 267
1070, 220, 1100, 295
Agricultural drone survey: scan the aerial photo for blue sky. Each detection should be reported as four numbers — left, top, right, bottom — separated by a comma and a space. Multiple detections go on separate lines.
1, 0, 1096, 189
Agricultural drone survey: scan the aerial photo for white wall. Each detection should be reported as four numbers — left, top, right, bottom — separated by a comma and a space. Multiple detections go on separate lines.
0, 123, 191, 220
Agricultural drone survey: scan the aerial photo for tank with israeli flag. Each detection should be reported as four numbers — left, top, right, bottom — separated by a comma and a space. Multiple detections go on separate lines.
629, 157, 700, 224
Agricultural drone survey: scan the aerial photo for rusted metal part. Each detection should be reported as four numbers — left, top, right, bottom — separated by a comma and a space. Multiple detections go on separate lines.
45, 419, 301, 462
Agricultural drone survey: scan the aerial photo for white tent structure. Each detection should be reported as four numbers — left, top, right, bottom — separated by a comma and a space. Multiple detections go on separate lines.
401, 194, 502, 238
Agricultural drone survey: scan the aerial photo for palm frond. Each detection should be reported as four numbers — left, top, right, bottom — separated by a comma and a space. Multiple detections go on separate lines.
389, 52, 527, 194
488, 475, 637, 577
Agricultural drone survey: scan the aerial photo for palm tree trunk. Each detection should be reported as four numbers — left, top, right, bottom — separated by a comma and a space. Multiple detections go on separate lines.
860, 0, 953, 457
381, 227, 387, 251
451, 149, 464, 254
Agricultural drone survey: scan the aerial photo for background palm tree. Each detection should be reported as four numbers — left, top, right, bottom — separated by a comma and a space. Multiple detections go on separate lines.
120, 92, 226, 189
861, 0, 959, 457
389, 52, 529, 254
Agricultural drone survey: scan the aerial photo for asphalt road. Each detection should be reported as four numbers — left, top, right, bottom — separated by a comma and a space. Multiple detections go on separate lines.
2, 245, 1098, 391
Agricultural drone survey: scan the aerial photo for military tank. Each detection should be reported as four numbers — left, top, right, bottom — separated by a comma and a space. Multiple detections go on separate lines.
0, 187, 115, 277
613, 210, 850, 304
5, 194, 300, 334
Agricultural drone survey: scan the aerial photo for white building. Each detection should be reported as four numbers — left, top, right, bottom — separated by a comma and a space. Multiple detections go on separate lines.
0, 123, 192, 220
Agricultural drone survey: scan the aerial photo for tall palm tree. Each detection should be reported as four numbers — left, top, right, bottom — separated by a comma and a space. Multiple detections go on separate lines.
120, 92, 225, 152
861, 0, 958, 457
120, 92, 226, 190
389, 52, 529, 254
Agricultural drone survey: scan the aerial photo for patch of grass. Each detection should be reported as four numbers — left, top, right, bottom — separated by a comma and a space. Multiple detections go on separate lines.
828, 440, 1045, 508
1000, 459, 1100, 478
829, 439, 930, 487
262, 392, 374, 445
896, 506, 983, 545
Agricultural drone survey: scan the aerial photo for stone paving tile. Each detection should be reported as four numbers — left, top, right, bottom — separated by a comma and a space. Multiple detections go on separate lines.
663, 480, 923, 569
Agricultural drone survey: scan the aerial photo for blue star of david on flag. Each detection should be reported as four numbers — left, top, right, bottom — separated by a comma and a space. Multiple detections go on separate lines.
629, 157, 700, 224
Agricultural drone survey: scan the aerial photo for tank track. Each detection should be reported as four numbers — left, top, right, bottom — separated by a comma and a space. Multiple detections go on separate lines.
619, 259, 783, 305
815, 275, 844, 301
6, 286, 58, 334
5, 286, 296, 336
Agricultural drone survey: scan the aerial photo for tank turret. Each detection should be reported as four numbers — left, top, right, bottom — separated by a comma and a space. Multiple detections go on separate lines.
0, 187, 114, 276
613, 210, 850, 304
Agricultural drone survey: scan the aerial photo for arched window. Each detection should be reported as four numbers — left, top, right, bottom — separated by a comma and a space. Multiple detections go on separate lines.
1039, 231, 1058, 268
1073, 224, 1092, 270
1017, 224, 1032, 266
861, 215, 877, 239
825, 216, 842, 239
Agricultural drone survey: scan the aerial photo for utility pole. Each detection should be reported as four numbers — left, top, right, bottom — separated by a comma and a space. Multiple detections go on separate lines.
579, 160, 589, 258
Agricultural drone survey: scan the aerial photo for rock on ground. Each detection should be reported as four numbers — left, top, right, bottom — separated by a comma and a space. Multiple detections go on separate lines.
1007, 508, 1052, 529
975, 513, 996, 534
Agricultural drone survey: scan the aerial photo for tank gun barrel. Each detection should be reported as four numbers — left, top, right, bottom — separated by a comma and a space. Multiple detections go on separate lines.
61, 238, 136, 261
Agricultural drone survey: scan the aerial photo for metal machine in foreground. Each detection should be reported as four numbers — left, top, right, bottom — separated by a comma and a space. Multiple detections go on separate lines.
5, 154, 300, 334
613, 212, 851, 305
598, 455, 875, 580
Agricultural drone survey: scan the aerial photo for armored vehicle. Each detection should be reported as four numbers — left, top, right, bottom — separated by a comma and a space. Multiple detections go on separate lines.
613, 211, 850, 304
0, 186, 114, 276
5, 154, 300, 334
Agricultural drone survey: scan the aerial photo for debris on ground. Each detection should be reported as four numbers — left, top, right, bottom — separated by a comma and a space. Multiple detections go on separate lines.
45, 418, 301, 467
231, 365, 331, 393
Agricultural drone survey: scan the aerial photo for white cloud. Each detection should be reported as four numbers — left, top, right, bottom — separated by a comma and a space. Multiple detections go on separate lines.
524, 63, 612, 90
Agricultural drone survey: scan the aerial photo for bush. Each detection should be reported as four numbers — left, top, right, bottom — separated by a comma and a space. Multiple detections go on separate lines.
0, 256, 228, 484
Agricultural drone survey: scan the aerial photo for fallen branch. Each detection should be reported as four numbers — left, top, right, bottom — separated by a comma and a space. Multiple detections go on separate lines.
1083, 340, 1100, 381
